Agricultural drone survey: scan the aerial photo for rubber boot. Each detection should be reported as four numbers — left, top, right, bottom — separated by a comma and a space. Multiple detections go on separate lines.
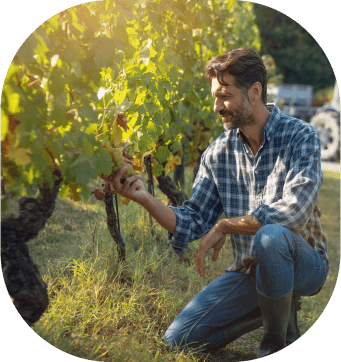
257, 288, 293, 358
208, 295, 300, 353
286, 296, 301, 345
205, 307, 263, 353
222, 307, 263, 344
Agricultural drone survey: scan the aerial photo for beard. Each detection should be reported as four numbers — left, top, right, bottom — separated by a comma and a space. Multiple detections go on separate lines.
221, 97, 256, 131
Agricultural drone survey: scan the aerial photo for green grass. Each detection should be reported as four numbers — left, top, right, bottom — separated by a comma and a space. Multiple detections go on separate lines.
4, 168, 340, 361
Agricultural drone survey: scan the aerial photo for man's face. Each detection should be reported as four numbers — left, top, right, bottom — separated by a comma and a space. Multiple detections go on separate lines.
211, 72, 256, 131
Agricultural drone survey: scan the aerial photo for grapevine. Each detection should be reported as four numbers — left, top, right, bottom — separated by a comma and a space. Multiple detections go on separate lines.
1, 0, 261, 327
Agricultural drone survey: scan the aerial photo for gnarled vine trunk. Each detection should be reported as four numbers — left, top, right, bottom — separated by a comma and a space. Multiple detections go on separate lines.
104, 192, 126, 263
155, 137, 188, 207
156, 172, 188, 207
173, 145, 185, 190
1, 172, 62, 325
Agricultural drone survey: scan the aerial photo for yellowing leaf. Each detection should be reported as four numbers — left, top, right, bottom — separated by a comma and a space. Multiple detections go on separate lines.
164, 161, 172, 176
7, 147, 32, 166
1, 109, 9, 141
173, 155, 182, 166
111, 122, 123, 147
59, 184, 70, 199
164, 154, 182, 176
7, 92, 21, 114
69, 182, 80, 201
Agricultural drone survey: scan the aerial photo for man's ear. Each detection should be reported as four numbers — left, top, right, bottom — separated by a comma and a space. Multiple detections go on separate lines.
249, 82, 263, 103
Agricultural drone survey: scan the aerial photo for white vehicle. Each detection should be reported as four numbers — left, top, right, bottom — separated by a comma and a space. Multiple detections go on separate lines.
271, 82, 340, 161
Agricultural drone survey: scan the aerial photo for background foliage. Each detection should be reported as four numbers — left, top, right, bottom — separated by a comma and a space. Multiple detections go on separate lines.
253, 3, 335, 91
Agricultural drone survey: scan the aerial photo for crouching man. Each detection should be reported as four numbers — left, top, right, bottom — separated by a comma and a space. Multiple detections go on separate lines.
102, 48, 329, 358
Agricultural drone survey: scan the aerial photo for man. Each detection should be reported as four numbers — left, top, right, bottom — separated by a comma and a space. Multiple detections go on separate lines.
102, 48, 329, 357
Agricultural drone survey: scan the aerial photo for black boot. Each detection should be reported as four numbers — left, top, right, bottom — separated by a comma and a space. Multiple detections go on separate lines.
222, 307, 263, 345
208, 295, 300, 353
257, 289, 293, 358
286, 295, 301, 345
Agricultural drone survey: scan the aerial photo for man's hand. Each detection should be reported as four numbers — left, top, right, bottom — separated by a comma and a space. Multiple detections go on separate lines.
100, 166, 148, 205
195, 222, 227, 277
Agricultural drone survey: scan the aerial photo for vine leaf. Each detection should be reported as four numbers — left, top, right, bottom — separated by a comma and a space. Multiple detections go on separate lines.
7, 148, 32, 167
69, 182, 81, 201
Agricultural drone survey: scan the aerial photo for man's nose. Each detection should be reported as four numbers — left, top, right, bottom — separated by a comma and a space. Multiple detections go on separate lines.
214, 99, 224, 114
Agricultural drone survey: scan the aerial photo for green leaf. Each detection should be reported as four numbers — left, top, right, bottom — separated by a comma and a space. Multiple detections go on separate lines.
160, 80, 172, 93
95, 148, 113, 176
144, 102, 158, 116
71, 153, 89, 168
113, 25, 129, 49
73, 160, 97, 185
82, 137, 94, 157
49, 68, 67, 95
155, 145, 170, 163
78, 105, 98, 123
50, 139, 64, 155
178, 101, 189, 119
152, 163, 164, 177
168, 68, 180, 85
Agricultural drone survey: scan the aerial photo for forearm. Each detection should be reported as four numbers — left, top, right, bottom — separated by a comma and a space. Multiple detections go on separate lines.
139, 192, 176, 234
218, 214, 262, 235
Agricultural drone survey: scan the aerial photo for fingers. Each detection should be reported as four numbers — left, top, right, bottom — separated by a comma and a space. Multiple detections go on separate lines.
100, 175, 111, 183
211, 235, 226, 262
195, 232, 226, 277
101, 167, 143, 201
114, 166, 129, 183
123, 157, 134, 165
211, 249, 220, 262
120, 174, 142, 194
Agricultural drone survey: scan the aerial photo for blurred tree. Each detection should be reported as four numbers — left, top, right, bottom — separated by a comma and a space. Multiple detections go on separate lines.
253, 4, 335, 91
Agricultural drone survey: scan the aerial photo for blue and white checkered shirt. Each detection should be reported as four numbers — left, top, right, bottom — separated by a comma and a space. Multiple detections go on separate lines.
168, 104, 328, 274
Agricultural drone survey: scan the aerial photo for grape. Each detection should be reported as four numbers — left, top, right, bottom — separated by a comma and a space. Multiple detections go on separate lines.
101, 142, 138, 181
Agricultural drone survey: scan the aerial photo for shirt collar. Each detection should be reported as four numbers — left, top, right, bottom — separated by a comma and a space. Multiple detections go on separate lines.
236, 103, 281, 143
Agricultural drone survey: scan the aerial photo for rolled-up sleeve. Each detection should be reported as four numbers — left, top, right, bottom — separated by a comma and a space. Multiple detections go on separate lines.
251, 130, 323, 232
167, 154, 224, 256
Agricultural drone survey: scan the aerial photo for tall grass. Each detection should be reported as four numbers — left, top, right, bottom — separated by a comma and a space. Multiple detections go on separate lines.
4, 168, 340, 361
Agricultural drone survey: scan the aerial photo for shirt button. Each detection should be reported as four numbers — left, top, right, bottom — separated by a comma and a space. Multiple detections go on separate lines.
255, 170, 258, 174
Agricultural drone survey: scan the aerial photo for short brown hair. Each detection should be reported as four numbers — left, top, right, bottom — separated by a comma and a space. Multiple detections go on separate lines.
205, 48, 268, 104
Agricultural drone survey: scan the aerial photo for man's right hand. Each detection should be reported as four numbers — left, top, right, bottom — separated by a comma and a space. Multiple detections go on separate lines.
100, 166, 149, 205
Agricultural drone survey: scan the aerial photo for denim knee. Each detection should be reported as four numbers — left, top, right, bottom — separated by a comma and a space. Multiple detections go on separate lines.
163, 327, 188, 351
253, 224, 292, 261
163, 324, 203, 351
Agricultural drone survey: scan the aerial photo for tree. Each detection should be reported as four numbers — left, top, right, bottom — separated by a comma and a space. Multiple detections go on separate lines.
253, 3, 335, 91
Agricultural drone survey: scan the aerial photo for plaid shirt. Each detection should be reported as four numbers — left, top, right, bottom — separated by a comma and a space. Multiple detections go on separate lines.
168, 104, 329, 274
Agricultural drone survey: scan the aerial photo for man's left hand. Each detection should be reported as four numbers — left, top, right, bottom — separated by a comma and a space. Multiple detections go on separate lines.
196, 222, 227, 277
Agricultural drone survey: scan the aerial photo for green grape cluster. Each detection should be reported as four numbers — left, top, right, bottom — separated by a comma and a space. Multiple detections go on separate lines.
102, 142, 137, 181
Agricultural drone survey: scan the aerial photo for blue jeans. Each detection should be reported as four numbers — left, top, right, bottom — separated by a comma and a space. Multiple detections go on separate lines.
164, 225, 328, 352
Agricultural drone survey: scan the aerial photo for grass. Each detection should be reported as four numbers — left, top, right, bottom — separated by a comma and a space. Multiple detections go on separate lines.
4, 167, 340, 361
